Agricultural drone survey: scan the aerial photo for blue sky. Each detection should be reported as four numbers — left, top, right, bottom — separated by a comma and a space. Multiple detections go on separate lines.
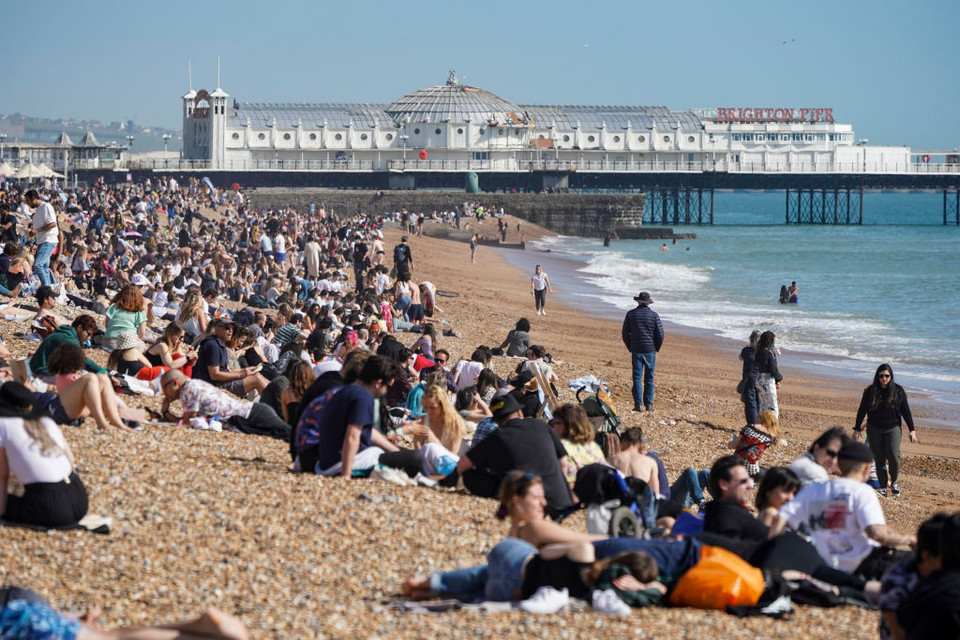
5, 0, 958, 149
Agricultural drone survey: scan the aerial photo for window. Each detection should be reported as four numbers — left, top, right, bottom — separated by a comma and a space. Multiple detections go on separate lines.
257, 133, 265, 140
498, 128, 504, 135
538, 134, 545, 139
472, 151, 489, 160
588, 135, 595, 142
231, 132, 239, 140
414, 128, 420, 135
663, 135, 670, 142
385, 133, 393, 141
335, 133, 342, 141
435, 128, 441, 134
613, 135, 621, 142
563, 135, 570, 142
283, 133, 291, 140
360, 133, 368, 140
457, 128, 463, 134
309, 133, 317, 140
687, 136, 695, 143
638, 135, 645, 142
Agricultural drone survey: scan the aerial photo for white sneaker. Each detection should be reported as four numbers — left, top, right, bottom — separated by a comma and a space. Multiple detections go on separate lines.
541, 310, 547, 316
519, 586, 568, 613
592, 589, 630, 616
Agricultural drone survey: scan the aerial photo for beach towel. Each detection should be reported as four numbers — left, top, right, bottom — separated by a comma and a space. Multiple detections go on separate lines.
1, 513, 111, 535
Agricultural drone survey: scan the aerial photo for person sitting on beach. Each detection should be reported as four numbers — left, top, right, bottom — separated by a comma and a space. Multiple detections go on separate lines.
549, 404, 606, 487
727, 409, 781, 480
193, 317, 268, 398
454, 347, 489, 389
29, 315, 105, 380
145, 322, 197, 379
520, 345, 559, 390
159, 369, 291, 440
780, 441, 917, 580
454, 386, 493, 425
280, 360, 315, 427
702, 455, 786, 543
0, 381, 89, 529
400, 383, 468, 475
418, 348, 457, 392
876, 512, 948, 640
0, 255, 30, 300
102, 284, 150, 354
36, 343, 141, 432
31, 286, 69, 334
608, 427, 660, 497
456, 392, 575, 515
895, 513, 960, 640
498, 317, 532, 358
788, 426, 848, 488
753, 467, 801, 530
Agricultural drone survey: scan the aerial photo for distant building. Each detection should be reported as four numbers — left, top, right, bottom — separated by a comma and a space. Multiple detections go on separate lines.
181, 70, 910, 173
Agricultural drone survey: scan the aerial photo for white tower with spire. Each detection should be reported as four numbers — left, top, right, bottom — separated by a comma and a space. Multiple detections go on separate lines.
209, 56, 229, 169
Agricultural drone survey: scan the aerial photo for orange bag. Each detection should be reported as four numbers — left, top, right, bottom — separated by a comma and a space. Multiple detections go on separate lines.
668, 545, 765, 610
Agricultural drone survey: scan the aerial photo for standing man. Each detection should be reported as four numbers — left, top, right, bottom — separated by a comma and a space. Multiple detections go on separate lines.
25, 190, 58, 287
530, 264, 551, 316
621, 291, 664, 412
393, 235, 413, 281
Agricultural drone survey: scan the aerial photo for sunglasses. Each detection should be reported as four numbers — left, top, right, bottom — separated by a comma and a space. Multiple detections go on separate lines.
878, 374, 891, 379
824, 448, 840, 458
734, 477, 752, 486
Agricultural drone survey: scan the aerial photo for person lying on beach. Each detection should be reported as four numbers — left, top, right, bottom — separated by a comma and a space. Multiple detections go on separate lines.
0, 597, 250, 640
401, 472, 663, 613
31, 285, 70, 333
29, 314, 105, 379
753, 467, 801, 529
159, 370, 290, 440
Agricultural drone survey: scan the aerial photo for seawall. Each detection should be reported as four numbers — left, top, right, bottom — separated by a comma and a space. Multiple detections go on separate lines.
247, 188, 655, 238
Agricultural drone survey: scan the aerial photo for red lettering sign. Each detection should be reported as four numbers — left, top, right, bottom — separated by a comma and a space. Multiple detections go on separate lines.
715, 108, 835, 123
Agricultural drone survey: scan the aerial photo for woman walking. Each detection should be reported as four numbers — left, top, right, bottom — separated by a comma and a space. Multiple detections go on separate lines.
530, 265, 551, 316
738, 330, 761, 423
853, 364, 917, 497
753, 331, 783, 418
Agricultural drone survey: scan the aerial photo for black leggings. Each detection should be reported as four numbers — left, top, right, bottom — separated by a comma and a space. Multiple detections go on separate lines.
3, 472, 88, 529
534, 288, 546, 311
867, 425, 902, 487
378, 448, 423, 478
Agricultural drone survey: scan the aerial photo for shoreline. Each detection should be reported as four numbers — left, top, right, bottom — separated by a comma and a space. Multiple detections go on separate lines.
497, 233, 960, 430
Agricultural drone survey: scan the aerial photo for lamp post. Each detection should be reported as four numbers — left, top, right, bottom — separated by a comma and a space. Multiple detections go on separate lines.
0, 133, 6, 161
126, 135, 135, 148
162, 133, 172, 154
399, 134, 409, 166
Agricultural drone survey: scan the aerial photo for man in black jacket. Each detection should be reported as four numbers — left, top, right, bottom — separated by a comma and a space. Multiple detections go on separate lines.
621, 291, 664, 412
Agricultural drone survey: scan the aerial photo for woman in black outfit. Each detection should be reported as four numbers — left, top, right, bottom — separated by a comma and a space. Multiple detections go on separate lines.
853, 363, 917, 497
738, 330, 761, 423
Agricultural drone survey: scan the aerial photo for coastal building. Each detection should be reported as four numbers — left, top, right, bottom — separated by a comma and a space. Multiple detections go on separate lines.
181, 71, 912, 174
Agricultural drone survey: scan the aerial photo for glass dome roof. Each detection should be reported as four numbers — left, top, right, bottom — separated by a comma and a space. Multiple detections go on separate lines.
386, 71, 525, 125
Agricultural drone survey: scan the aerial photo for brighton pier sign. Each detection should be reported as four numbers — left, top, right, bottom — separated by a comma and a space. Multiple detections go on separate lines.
715, 107, 835, 123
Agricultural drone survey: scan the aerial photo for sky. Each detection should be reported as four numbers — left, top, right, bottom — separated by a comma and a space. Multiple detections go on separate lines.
4, 0, 959, 150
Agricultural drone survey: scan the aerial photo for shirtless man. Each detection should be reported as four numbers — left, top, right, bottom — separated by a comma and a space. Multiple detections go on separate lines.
608, 427, 659, 496
370, 232, 386, 267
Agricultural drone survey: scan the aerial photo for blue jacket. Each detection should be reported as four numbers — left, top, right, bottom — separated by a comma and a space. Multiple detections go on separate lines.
622, 305, 664, 354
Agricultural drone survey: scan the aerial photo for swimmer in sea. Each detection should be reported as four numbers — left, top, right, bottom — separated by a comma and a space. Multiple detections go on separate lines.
788, 281, 798, 304
660, 243, 669, 252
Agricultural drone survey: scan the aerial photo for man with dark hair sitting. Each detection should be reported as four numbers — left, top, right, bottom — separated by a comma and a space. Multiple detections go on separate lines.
702, 455, 785, 543
780, 441, 916, 580
29, 314, 104, 378
456, 392, 575, 515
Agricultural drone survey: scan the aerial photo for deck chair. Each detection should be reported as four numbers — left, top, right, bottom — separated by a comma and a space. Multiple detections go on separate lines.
532, 363, 561, 421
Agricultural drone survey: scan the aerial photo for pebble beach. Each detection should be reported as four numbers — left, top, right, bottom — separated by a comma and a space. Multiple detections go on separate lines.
2, 206, 958, 639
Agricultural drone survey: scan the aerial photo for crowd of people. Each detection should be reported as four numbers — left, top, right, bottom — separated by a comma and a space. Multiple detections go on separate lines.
0, 175, 954, 638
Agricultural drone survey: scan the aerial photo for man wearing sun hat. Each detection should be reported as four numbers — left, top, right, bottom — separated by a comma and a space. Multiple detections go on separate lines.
779, 441, 916, 579
621, 291, 664, 413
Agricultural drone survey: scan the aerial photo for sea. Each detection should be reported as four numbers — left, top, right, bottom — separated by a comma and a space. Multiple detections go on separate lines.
497, 191, 960, 428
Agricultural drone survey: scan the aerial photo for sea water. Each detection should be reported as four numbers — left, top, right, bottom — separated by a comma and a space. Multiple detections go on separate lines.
498, 191, 960, 424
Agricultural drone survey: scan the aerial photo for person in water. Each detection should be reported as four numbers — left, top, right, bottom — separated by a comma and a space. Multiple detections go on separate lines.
788, 281, 798, 304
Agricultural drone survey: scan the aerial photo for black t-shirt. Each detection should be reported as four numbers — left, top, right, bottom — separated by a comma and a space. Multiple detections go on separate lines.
0, 213, 17, 243
465, 418, 573, 511
393, 243, 411, 266
702, 500, 770, 543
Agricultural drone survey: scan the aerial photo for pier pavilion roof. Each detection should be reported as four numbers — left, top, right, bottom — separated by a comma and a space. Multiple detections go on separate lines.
385, 71, 523, 126
519, 105, 703, 132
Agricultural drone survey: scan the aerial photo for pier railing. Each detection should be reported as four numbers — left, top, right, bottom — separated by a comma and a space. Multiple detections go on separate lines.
121, 157, 960, 175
